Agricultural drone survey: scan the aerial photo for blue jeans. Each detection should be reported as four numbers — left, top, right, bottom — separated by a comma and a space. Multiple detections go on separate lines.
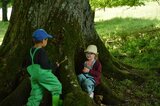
78, 73, 95, 94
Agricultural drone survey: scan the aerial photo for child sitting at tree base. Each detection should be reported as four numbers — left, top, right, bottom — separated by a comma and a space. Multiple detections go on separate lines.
78, 45, 102, 98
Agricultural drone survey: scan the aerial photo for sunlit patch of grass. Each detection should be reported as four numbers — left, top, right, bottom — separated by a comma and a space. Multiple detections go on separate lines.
0, 21, 9, 44
95, 17, 160, 105
95, 17, 160, 36
95, 17, 160, 69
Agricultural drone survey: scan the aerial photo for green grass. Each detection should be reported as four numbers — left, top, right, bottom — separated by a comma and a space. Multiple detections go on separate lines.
95, 17, 160, 105
96, 18, 160, 35
95, 17, 160, 69
0, 21, 9, 43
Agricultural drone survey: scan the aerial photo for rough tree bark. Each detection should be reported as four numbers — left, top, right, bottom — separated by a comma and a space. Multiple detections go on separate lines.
0, 0, 143, 106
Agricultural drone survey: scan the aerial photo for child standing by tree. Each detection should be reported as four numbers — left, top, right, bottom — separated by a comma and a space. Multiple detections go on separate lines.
24, 29, 62, 106
78, 45, 102, 98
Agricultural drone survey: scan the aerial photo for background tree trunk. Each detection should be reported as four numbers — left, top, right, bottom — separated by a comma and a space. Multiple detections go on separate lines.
2, 0, 8, 21
0, 0, 143, 105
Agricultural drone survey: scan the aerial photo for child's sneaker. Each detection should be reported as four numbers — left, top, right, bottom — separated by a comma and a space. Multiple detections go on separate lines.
89, 92, 94, 98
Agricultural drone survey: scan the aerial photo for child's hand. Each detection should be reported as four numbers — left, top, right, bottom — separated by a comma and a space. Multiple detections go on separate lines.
56, 62, 60, 67
82, 67, 90, 73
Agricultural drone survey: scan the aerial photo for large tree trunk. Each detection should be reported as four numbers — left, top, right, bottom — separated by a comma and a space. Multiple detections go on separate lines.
0, 0, 143, 105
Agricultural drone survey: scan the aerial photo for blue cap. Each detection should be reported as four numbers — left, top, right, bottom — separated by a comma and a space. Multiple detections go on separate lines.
32, 29, 53, 41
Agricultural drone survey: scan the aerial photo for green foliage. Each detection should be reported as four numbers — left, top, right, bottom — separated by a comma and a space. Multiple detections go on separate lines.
90, 0, 110, 9
89, 0, 144, 10
0, 0, 13, 7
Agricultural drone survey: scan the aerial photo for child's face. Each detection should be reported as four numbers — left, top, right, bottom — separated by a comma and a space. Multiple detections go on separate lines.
42, 38, 48, 47
85, 52, 95, 60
